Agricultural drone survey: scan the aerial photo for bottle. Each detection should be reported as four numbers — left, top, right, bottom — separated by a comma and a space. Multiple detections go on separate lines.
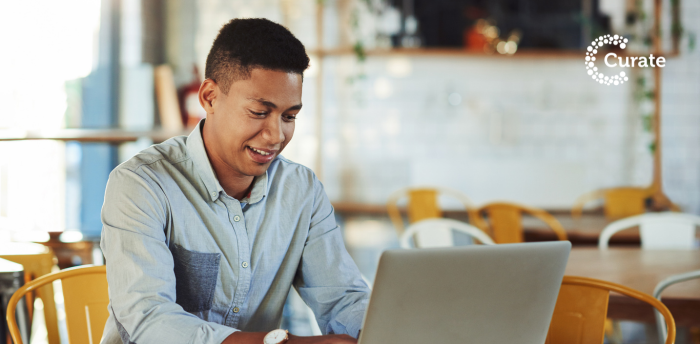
178, 65, 207, 128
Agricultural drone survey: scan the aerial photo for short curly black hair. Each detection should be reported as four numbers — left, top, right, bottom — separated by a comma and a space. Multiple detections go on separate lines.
205, 18, 310, 94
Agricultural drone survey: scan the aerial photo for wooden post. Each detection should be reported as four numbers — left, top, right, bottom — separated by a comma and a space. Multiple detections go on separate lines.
650, 0, 674, 210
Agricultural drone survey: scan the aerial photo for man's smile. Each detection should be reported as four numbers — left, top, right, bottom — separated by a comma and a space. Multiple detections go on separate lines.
246, 146, 277, 163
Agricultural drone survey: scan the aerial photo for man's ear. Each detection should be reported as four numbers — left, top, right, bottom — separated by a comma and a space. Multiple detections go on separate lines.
199, 79, 219, 114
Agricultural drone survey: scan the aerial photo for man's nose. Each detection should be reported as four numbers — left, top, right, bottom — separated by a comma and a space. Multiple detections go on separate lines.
262, 116, 285, 145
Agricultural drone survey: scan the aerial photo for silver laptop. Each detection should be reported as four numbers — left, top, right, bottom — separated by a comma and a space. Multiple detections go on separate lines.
358, 241, 571, 344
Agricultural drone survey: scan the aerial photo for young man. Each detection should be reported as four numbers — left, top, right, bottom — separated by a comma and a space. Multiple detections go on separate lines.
100, 18, 369, 344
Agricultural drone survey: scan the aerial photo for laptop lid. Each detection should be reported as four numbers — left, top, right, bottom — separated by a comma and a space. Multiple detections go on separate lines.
358, 241, 571, 344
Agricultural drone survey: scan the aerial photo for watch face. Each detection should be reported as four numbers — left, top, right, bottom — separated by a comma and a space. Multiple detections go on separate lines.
264, 329, 287, 344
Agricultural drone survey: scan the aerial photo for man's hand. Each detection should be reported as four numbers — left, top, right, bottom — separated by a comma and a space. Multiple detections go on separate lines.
287, 334, 357, 344
223, 332, 357, 344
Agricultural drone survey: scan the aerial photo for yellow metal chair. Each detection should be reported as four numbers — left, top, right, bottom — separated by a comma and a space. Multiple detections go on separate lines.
476, 202, 568, 243
572, 187, 681, 221
0, 243, 60, 344
6, 265, 109, 344
546, 276, 676, 344
386, 187, 486, 236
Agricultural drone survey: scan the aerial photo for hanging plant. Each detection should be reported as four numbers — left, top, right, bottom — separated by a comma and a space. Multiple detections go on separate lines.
345, 0, 373, 85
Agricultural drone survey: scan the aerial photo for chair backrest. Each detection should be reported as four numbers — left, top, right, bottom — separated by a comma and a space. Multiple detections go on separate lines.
572, 187, 681, 221
598, 212, 700, 250
571, 187, 651, 220
387, 187, 485, 235
406, 189, 442, 224
653, 269, 700, 344
0, 243, 60, 344
477, 202, 568, 244
603, 187, 652, 220
399, 218, 495, 248
6, 265, 109, 344
546, 276, 676, 344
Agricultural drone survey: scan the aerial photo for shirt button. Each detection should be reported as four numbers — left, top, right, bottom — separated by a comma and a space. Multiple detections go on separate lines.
233, 215, 241, 222
210, 192, 217, 198
233, 307, 240, 313
242, 261, 248, 268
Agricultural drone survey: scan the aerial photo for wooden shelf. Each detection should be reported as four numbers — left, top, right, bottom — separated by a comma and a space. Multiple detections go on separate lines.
0, 128, 190, 143
309, 47, 680, 59
310, 48, 587, 59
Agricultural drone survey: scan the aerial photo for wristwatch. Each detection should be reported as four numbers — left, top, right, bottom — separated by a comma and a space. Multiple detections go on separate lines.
263, 329, 289, 344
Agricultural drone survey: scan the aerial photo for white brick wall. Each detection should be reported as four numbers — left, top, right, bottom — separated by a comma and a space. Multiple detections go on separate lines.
195, 0, 700, 213
313, 53, 664, 208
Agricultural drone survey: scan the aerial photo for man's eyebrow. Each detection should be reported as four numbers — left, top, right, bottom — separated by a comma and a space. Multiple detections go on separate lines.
248, 97, 278, 108
248, 97, 302, 111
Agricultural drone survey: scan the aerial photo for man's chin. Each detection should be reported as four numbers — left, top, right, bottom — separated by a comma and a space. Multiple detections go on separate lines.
243, 163, 271, 177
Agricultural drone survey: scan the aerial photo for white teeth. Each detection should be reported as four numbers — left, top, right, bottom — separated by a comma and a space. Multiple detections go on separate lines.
250, 147, 271, 156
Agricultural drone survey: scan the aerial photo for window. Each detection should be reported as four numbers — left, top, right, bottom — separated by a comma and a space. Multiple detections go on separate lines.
0, 0, 101, 238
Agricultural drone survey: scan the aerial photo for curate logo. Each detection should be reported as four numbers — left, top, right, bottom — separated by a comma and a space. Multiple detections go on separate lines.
585, 34, 666, 86
585, 34, 629, 86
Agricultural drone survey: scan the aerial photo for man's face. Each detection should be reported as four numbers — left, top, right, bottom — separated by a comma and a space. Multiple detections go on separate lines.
201, 68, 302, 178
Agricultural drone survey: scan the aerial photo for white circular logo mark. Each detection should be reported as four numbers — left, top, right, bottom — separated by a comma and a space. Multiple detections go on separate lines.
585, 34, 629, 86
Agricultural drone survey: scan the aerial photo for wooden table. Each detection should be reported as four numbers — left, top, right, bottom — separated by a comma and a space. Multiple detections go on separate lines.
521, 214, 643, 246
0, 128, 189, 143
44, 232, 96, 269
332, 202, 636, 246
565, 248, 700, 326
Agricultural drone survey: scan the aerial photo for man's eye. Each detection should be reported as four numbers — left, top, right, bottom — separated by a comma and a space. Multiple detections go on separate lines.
284, 115, 297, 121
250, 111, 267, 116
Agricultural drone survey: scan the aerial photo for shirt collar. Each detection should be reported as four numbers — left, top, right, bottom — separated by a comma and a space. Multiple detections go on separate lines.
241, 173, 268, 205
186, 119, 268, 203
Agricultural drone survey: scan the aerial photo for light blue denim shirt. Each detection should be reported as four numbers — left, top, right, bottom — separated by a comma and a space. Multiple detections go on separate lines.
100, 120, 370, 344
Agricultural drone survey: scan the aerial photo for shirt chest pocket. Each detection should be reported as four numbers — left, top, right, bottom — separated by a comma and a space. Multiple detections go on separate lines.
170, 244, 221, 313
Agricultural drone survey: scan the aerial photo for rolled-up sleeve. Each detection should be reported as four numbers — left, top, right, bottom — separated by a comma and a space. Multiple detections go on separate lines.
294, 176, 371, 338
101, 168, 236, 344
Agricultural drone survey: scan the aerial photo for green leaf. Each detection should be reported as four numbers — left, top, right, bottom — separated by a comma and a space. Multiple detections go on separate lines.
671, 22, 684, 37
637, 77, 646, 87
353, 41, 366, 62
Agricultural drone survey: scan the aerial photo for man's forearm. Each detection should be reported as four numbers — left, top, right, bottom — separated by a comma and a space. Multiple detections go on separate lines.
223, 332, 266, 343
223, 332, 357, 344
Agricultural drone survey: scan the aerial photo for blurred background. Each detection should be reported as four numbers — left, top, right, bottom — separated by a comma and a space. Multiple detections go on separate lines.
0, 0, 698, 342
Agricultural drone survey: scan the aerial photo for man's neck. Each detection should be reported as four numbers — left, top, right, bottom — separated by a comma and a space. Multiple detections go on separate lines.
215, 167, 254, 200
202, 127, 254, 200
